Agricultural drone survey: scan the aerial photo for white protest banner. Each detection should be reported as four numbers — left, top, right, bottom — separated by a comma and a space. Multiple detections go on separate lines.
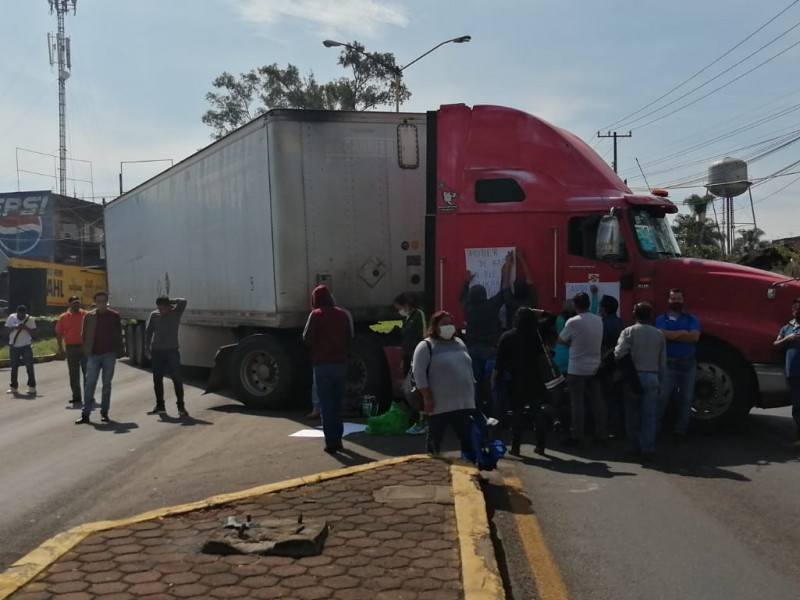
465, 247, 515, 298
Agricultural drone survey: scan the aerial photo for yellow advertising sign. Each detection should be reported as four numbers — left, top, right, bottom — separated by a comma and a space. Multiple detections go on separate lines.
8, 258, 106, 308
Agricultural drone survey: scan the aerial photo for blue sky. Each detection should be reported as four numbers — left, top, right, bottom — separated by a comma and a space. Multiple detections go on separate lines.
2, 0, 799, 239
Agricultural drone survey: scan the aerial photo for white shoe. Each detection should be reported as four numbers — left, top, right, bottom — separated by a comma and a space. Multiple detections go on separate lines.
27, 387, 36, 395
6, 388, 17, 394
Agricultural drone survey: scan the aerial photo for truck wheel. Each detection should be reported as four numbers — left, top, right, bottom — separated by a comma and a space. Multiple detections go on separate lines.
693, 343, 755, 426
229, 335, 293, 409
347, 333, 387, 400
133, 324, 145, 367
126, 324, 138, 365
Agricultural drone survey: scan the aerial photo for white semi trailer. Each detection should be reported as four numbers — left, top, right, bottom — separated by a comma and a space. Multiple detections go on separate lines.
105, 109, 428, 408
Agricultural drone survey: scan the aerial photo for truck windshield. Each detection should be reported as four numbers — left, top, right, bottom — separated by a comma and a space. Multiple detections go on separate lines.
630, 208, 682, 258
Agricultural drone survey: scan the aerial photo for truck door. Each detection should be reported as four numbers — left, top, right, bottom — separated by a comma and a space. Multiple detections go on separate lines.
562, 212, 632, 317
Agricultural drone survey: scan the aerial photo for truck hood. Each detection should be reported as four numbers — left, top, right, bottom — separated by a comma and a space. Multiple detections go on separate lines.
654, 258, 800, 363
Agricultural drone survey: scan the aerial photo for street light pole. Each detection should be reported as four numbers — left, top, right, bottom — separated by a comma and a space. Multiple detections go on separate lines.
323, 36, 471, 112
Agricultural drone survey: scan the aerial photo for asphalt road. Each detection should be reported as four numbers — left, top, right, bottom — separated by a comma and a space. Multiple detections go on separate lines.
3, 360, 799, 600
506, 406, 800, 600
0, 359, 424, 571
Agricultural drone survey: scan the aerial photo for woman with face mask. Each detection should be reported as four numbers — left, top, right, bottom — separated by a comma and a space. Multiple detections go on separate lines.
394, 293, 429, 434
411, 311, 476, 455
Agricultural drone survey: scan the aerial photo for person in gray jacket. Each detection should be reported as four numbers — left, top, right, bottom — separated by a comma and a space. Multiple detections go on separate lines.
614, 302, 667, 461
145, 296, 188, 416
412, 311, 476, 456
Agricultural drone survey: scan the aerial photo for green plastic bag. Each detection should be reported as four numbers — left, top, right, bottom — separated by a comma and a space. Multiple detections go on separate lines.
365, 402, 411, 435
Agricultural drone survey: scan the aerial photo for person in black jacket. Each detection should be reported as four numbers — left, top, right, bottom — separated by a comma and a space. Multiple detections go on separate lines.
492, 307, 549, 456
393, 293, 427, 376
460, 252, 512, 412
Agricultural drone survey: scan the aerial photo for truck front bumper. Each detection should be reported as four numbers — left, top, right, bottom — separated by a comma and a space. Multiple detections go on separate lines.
753, 363, 789, 409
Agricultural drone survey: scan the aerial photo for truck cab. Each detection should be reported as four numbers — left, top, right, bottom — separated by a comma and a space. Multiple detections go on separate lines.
431, 103, 798, 425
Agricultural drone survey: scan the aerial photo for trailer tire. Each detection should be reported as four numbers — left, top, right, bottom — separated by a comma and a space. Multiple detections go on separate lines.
126, 324, 137, 365
347, 333, 387, 400
229, 334, 293, 409
134, 323, 150, 368
693, 342, 755, 427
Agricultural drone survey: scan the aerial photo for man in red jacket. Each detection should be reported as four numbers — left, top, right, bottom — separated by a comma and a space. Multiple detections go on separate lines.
302, 285, 353, 454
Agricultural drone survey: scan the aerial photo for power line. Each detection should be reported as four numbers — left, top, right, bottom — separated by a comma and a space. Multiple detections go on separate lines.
601, 0, 800, 131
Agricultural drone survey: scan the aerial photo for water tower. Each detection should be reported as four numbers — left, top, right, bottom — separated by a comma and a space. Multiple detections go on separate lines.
705, 157, 753, 254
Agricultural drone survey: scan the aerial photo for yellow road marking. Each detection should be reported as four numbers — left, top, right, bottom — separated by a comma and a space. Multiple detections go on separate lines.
503, 473, 570, 600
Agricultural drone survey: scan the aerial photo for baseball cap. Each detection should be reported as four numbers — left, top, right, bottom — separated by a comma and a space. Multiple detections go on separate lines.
68, 295, 80, 303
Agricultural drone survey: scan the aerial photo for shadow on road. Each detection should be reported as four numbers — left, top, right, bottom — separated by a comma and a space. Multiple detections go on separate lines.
92, 420, 139, 434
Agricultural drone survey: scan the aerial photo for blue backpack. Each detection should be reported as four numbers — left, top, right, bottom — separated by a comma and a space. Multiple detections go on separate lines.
461, 411, 506, 471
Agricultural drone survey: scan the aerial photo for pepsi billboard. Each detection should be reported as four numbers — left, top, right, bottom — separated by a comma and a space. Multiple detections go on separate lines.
0, 191, 54, 260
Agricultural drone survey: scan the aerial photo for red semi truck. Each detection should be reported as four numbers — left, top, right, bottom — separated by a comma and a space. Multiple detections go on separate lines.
105, 103, 798, 426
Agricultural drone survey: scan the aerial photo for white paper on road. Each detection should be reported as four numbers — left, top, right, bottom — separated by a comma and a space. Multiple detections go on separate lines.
289, 422, 368, 438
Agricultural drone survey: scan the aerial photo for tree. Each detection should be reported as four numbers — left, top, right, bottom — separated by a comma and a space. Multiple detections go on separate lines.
732, 227, 768, 255
201, 42, 409, 140
672, 194, 725, 259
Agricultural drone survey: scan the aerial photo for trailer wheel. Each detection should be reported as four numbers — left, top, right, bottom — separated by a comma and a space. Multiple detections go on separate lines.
133, 324, 144, 366
126, 324, 138, 365
229, 334, 293, 409
347, 333, 387, 400
693, 342, 755, 426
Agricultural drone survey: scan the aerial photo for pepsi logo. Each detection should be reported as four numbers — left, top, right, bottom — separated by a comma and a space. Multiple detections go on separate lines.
0, 196, 48, 256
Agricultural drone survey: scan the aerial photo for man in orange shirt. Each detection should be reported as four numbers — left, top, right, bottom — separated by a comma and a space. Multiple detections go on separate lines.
55, 295, 87, 406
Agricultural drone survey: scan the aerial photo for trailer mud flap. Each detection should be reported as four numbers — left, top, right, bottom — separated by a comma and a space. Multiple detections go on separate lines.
205, 343, 237, 393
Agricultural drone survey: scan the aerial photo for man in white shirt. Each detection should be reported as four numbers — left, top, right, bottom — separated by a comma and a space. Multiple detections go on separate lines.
5, 304, 37, 395
558, 291, 607, 445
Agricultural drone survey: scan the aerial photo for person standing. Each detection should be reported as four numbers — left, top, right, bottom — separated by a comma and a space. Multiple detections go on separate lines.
557, 291, 607, 445
460, 252, 512, 411
599, 295, 624, 437
773, 297, 800, 450
145, 296, 188, 417
492, 307, 549, 456
303, 285, 352, 454
412, 311, 476, 456
614, 302, 667, 461
502, 249, 539, 330
394, 292, 428, 434
75, 291, 124, 424
55, 295, 87, 405
655, 288, 701, 435
5, 304, 36, 396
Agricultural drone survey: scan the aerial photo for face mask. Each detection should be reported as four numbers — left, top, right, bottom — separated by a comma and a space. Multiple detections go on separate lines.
669, 302, 684, 313
438, 324, 456, 339
398, 309, 409, 318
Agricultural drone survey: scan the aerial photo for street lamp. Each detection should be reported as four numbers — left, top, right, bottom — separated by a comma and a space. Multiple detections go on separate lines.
322, 36, 471, 112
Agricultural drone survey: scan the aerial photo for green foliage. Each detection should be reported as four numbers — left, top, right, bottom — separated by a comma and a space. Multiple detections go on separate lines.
0, 337, 58, 360
202, 42, 410, 140
772, 244, 800, 277
731, 227, 768, 255
671, 212, 725, 260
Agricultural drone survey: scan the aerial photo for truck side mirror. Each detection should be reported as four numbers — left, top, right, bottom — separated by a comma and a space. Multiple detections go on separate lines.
596, 214, 623, 262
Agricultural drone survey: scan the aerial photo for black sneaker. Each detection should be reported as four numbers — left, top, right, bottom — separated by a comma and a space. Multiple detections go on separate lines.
74, 414, 90, 425
177, 405, 188, 417
147, 406, 167, 415
100, 412, 110, 422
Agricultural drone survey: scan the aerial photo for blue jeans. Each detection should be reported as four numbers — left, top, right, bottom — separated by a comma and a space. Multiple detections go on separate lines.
660, 357, 696, 433
83, 353, 117, 416
788, 378, 800, 438
151, 349, 184, 406
427, 409, 473, 455
624, 372, 660, 454
9, 345, 35, 389
314, 363, 347, 448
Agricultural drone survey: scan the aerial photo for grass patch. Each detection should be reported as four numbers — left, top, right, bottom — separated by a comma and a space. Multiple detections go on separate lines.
0, 337, 60, 360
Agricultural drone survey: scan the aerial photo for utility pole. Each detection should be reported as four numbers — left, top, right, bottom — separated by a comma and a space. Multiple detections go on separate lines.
47, 0, 77, 196
597, 130, 632, 173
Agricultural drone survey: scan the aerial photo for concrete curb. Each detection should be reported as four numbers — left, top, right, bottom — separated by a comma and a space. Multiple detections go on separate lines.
0, 454, 503, 600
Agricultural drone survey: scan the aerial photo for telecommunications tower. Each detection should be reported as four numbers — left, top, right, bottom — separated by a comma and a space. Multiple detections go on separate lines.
47, 0, 77, 196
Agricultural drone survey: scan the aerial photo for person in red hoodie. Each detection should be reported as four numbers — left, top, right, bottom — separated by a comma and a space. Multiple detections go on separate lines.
302, 285, 353, 454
